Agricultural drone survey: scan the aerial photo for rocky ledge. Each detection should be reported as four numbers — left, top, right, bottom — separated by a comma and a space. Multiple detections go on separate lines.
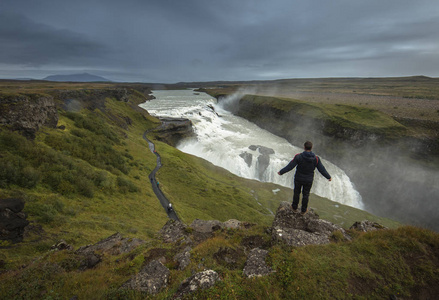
152, 117, 194, 147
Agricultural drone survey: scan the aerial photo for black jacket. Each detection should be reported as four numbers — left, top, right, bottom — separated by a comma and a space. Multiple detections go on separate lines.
279, 151, 331, 183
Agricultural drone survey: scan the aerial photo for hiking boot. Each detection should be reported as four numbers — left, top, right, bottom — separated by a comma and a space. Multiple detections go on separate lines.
301, 209, 308, 215
291, 205, 299, 213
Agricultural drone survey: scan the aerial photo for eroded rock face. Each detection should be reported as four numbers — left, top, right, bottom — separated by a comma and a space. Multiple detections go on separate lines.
0, 94, 58, 139
175, 270, 220, 298
350, 220, 387, 232
243, 248, 274, 278
0, 198, 29, 243
271, 201, 349, 247
122, 260, 170, 295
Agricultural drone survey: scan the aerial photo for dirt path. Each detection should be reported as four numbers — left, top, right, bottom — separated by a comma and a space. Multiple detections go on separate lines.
143, 129, 179, 221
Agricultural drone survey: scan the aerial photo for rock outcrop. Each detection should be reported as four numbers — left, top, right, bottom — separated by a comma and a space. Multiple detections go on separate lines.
122, 260, 170, 295
0, 198, 29, 243
271, 201, 349, 247
75, 232, 145, 270
0, 93, 58, 139
152, 117, 194, 147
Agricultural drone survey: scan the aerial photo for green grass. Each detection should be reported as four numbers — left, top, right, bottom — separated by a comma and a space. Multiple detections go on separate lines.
1, 82, 425, 299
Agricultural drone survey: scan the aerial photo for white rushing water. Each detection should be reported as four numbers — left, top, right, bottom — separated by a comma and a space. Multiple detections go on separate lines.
140, 89, 363, 209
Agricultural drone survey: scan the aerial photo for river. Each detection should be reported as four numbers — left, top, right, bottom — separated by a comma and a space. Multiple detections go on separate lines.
139, 89, 363, 209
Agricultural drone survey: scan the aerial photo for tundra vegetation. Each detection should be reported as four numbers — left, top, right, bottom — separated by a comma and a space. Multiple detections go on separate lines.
0, 79, 438, 299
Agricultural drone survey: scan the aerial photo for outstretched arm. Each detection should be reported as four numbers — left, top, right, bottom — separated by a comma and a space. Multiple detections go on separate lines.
316, 157, 331, 180
278, 154, 299, 175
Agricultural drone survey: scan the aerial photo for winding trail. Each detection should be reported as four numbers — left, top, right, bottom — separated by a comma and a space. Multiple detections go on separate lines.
143, 129, 179, 221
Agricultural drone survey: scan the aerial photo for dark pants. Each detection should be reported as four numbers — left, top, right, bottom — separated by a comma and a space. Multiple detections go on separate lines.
292, 180, 313, 212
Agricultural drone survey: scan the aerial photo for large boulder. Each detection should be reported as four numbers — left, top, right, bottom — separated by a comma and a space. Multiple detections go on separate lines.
0, 198, 29, 243
122, 260, 170, 295
271, 202, 348, 247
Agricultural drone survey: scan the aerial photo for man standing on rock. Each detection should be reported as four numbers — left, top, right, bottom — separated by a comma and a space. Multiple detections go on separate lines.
278, 141, 331, 215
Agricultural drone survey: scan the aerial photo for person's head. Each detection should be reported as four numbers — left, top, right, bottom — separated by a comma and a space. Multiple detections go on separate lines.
304, 141, 313, 151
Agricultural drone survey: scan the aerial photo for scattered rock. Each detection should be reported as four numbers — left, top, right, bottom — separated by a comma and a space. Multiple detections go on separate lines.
0, 198, 29, 243
51, 240, 73, 251
174, 246, 191, 270
271, 202, 349, 247
122, 260, 170, 295
175, 270, 220, 298
350, 220, 388, 232
223, 219, 241, 229
243, 248, 274, 278
76, 232, 145, 256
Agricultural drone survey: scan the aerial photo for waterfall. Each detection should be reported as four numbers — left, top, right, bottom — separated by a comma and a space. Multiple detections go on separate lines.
140, 89, 364, 209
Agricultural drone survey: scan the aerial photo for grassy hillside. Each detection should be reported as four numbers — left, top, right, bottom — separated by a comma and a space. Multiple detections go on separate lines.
1, 81, 424, 299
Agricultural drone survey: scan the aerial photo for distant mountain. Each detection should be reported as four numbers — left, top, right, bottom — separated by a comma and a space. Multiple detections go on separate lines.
43, 73, 111, 82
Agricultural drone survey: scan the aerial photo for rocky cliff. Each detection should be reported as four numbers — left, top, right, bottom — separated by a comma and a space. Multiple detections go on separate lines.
0, 87, 153, 139
213, 93, 439, 231
0, 93, 58, 139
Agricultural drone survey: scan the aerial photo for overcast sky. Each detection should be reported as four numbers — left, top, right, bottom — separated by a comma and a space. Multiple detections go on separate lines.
1, 0, 439, 83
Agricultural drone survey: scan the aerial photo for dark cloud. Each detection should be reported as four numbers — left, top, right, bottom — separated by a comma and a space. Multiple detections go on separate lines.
1, 0, 439, 82
0, 12, 108, 67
